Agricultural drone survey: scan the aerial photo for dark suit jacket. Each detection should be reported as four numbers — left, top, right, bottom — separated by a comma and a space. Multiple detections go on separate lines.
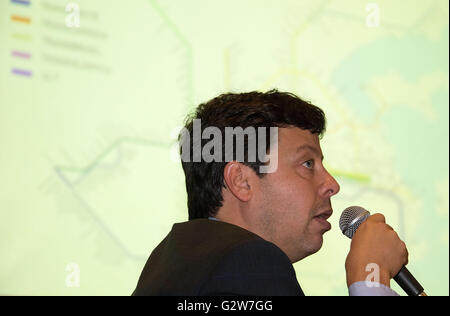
132, 219, 304, 296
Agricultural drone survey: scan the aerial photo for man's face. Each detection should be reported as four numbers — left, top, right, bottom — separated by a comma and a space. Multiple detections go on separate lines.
254, 127, 340, 263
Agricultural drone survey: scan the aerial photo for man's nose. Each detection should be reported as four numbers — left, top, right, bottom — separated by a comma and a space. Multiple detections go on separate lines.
320, 169, 340, 198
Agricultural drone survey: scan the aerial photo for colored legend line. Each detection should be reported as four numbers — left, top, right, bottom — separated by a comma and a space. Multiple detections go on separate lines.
11, 15, 31, 24
11, 0, 31, 5
11, 50, 31, 59
11, 68, 32, 77
11, 33, 32, 41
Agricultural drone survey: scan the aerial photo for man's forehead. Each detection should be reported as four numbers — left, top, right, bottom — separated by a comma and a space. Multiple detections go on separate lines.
278, 127, 320, 145
278, 127, 323, 156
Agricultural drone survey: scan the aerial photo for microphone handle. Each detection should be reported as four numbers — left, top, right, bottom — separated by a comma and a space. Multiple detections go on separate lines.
394, 266, 427, 296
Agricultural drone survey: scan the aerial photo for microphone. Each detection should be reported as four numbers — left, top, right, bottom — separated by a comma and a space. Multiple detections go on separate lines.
339, 206, 427, 296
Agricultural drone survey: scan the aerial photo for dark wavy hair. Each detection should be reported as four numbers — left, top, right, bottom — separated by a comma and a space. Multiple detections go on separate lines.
179, 90, 326, 220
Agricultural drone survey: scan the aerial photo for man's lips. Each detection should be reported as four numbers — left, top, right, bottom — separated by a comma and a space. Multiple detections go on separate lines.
313, 209, 333, 231
314, 209, 333, 221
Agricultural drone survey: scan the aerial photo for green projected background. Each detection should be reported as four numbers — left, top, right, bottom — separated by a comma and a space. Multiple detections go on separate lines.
0, 0, 448, 295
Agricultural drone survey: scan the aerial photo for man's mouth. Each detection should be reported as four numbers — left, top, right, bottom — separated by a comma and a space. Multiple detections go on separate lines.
314, 209, 332, 220
313, 210, 333, 230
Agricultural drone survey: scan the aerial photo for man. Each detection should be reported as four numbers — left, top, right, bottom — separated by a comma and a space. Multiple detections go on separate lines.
132, 90, 408, 295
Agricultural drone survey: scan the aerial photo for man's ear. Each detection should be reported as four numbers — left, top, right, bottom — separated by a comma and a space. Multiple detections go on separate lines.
223, 161, 254, 202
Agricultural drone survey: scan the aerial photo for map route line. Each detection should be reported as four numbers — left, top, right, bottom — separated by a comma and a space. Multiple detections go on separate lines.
53, 137, 173, 260
327, 167, 370, 184
290, 0, 332, 88
55, 165, 148, 261
149, 0, 194, 110
55, 137, 172, 187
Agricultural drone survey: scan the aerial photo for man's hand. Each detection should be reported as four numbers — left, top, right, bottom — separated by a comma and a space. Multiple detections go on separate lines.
345, 213, 408, 287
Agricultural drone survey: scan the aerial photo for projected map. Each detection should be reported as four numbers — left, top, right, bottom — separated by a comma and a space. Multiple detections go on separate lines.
0, 0, 448, 295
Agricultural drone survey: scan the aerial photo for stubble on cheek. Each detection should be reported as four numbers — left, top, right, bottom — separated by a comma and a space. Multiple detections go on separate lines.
257, 177, 314, 256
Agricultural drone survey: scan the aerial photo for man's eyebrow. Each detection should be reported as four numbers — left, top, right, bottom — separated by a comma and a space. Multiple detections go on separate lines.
295, 145, 324, 161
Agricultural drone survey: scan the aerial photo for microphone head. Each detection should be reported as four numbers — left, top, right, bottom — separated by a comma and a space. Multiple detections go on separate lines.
339, 206, 371, 239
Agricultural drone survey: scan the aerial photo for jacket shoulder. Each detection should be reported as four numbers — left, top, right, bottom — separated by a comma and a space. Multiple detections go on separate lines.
199, 238, 304, 296
132, 219, 304, 296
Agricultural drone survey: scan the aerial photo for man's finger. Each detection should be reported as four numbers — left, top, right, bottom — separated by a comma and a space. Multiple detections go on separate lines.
367, 213, 386, 223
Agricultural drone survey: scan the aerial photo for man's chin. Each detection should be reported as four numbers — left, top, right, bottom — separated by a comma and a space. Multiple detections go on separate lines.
291, 233, 326, 262
311, 234, 325, 253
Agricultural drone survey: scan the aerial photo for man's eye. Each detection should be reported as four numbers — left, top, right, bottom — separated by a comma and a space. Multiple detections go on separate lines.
302, 160, 314, 169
